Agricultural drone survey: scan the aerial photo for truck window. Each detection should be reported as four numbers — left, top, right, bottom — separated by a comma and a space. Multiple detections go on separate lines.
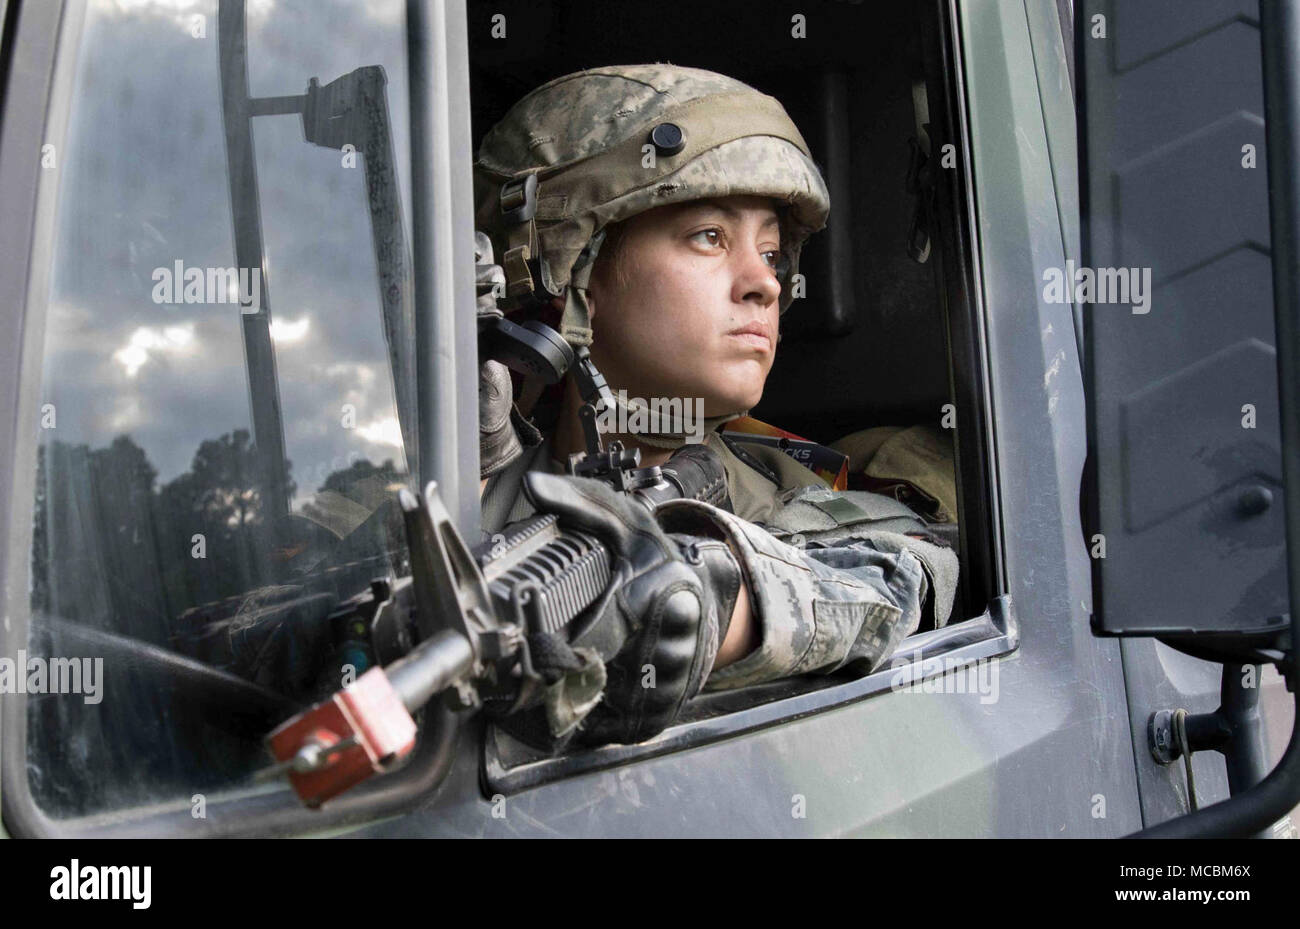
24, 0, 413, 821
472, 0, 1016, 795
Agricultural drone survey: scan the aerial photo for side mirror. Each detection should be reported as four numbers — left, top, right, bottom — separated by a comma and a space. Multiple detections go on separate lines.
1077, 2, 1290, 667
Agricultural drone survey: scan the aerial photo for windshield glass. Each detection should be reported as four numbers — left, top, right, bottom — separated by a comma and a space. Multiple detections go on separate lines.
26, 0, 413, 819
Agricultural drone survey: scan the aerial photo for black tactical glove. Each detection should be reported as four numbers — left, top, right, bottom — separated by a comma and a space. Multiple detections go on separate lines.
513, 470, 744, 749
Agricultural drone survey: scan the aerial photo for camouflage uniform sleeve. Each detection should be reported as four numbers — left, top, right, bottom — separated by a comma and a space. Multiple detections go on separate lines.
655, 499, 928, 692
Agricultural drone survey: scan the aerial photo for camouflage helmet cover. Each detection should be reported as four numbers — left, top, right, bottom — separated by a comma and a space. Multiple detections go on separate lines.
474, 64, 831, 344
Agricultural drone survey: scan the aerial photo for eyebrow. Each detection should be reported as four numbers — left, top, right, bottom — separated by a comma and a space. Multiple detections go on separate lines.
681, 199, 781, 229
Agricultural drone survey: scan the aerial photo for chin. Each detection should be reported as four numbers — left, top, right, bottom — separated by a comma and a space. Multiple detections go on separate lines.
702, 385, 765, 417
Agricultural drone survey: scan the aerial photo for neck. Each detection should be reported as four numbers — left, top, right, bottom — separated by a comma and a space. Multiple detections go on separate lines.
553, 377, 678, 470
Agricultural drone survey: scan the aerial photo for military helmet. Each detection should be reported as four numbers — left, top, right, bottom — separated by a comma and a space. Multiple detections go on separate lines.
474, 64, 831, 347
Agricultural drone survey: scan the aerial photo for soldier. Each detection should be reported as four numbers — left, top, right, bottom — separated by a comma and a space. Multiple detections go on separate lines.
475, 65, 958, 752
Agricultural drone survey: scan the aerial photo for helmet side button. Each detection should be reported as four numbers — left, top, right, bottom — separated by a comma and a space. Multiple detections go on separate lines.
649, 123, 686, 157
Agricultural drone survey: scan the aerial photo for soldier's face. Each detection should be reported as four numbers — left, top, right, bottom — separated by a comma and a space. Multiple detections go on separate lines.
587, 195, 783, 416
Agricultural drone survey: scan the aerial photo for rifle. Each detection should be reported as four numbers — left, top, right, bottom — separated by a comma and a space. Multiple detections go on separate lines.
260, 236, 727, 808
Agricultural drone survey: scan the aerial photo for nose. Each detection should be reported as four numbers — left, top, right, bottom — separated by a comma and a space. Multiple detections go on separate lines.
730, 244, 782, 309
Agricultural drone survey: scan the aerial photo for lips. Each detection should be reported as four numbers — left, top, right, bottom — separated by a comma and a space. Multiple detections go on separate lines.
726, 322, 773, 351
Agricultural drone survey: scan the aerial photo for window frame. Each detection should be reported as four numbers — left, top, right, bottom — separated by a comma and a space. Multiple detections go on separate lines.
486, 597, 1017, 796
0, 0, 480, 838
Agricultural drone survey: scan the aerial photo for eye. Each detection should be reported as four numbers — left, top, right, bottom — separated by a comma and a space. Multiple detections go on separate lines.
761, 250, 780, 270
689, 228, 724, 249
